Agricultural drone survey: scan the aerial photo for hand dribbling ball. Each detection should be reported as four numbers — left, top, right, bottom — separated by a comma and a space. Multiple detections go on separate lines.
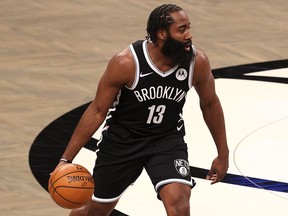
48, 163, 94, 209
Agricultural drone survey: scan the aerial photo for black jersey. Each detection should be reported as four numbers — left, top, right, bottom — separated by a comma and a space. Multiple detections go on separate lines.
102, 40, 195, 144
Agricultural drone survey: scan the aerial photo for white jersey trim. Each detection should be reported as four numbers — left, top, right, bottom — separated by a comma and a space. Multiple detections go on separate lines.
143, 40, 179, 77
127, 44, 140, 90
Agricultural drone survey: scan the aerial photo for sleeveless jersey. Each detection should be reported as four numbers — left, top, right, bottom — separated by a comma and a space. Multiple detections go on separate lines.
102, 40, 195, 144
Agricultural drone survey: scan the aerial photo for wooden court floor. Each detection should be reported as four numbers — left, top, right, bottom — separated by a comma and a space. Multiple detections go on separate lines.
0, 0, 287, 215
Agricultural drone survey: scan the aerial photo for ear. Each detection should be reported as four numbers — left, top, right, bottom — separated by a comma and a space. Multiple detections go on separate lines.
157, 29, 167, 41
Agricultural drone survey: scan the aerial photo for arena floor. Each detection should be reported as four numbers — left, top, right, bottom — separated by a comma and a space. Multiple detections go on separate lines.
1, 0, 287, 215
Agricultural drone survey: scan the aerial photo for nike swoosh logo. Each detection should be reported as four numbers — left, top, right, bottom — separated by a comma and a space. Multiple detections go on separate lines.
140, 72, 154, 77
177, 124, 184, 131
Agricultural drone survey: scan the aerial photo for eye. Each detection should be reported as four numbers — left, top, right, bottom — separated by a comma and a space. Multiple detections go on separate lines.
178, 27, 186, 33
178, 25, 190, 33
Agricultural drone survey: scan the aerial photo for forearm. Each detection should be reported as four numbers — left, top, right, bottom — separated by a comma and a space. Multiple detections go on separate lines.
61, 102, 106, 161
201, 96, 229, 158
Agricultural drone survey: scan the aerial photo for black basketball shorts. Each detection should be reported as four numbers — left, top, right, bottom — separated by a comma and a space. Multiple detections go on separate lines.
91, 136, 196, 203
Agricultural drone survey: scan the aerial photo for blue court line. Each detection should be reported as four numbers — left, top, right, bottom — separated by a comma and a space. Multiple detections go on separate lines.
190, 166, 288, 193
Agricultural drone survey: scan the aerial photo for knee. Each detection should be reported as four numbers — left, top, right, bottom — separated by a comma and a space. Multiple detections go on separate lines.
165, 197, 190, 216
160, 184, 191, 216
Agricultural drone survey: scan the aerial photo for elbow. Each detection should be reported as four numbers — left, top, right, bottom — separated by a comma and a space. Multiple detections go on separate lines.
200, 94, 219, 111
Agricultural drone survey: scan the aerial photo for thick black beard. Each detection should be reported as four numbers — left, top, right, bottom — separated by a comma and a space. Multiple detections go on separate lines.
161, 35, 194, 65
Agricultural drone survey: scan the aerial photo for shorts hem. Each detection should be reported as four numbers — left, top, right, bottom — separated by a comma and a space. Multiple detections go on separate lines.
91, 185, 130, 203
92, 194, 121, 203
155, 178, 196, 192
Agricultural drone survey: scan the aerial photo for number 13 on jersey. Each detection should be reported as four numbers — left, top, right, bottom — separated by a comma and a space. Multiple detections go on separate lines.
146, 105, 166, 124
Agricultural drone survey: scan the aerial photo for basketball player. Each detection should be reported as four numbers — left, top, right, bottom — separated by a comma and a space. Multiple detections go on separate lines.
53, 4, 229, 216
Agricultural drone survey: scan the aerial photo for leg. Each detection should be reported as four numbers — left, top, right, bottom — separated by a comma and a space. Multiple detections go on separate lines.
159, 183, 191, 216
145, 141, 194, 215
69, 200, 118, 216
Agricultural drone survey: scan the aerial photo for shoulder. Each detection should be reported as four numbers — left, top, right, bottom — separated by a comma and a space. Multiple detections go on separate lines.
109, 46, 134, 71
192, 48, 212, 85
105, 45, 136, 87
194, 48, 211, 74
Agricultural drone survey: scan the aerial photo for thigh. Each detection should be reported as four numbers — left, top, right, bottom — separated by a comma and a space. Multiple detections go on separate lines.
159, 182, 191, 205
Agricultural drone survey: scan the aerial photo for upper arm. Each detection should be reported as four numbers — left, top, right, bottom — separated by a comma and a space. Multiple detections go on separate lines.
193, 50, 217, 108
91, 47, 135, 117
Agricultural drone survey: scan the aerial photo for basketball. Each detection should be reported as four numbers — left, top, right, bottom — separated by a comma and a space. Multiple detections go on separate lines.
48, 163, 94, 209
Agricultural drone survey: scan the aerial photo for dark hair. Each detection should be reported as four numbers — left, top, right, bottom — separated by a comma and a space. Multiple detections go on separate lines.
146, 4, 183, 43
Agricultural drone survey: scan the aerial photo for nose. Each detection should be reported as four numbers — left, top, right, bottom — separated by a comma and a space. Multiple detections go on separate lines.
185, 30, 192, 41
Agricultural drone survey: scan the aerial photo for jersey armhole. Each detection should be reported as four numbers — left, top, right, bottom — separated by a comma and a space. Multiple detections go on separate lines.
127, 44, 140, 90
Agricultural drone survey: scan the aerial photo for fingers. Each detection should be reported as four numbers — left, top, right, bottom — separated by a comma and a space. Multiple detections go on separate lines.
206, 156, 229, 184
206, 169, 226, 184
205, 169, 214, 180
206, 169, 218, 184
50, 162, 66, 176
210, 174, 218, 184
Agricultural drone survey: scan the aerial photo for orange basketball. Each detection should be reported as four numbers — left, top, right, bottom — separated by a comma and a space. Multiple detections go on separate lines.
48, 163, 94, 209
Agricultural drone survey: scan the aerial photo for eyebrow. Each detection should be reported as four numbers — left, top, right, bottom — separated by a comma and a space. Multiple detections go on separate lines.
178, 22, 190, 29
